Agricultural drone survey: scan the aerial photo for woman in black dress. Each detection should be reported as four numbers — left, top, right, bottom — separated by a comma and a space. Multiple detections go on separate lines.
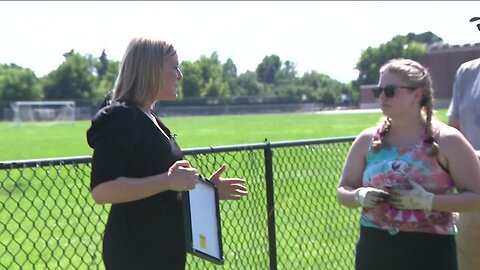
86, 37, 248, 270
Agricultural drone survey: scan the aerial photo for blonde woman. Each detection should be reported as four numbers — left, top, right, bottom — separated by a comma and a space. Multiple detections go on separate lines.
337, 58, 480, 270
86, 37, 248, 269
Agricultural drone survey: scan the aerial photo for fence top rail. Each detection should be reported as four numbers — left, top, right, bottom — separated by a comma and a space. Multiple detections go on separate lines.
181, 136, 355, 154
12, 101, 75, 106
267, 136, 355, 148
0, 136, 355, 169
0, 155, 93, 169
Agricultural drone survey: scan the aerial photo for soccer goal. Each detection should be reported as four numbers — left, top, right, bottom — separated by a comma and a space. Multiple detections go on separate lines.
11, 101, 75, 123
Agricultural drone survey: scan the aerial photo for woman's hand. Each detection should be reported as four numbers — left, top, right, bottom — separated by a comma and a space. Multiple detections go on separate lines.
355, 187, 389, 208
167, 160, 199, 192
209, 164, 248, 200
389, 179, 434, 210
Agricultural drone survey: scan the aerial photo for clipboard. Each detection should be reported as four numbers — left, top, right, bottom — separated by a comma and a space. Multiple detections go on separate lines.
182, 175, 224, 265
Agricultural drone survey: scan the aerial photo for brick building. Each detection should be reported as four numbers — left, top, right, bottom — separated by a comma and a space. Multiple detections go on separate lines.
360, 43, 480, 109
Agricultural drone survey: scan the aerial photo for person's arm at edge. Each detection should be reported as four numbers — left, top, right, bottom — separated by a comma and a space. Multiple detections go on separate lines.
447, 116, 460, 130
446, 64, 462, 130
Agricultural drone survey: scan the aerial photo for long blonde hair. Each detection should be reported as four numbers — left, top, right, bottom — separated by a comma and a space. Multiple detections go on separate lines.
111, 37, 177, 109
372, 58, 439, 156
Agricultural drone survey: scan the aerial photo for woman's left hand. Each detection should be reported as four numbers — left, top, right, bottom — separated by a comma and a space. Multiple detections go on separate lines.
209, 164, 248, 200
389, 179, 434, 210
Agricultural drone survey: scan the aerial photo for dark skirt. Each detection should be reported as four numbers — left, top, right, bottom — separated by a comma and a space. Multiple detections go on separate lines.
101, 201, 186, 270
355, 226, 457, 270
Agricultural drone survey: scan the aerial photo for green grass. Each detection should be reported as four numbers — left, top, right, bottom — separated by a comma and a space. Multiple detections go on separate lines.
1, 109, 448, 161
0, 111, 383, 161
0, 109, 449, 269
1, 109, 448, 162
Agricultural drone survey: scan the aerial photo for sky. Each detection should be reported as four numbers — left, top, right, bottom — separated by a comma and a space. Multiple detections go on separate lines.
1, 1, 479, 83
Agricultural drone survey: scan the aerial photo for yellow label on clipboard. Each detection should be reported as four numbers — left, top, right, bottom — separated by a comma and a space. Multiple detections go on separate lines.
199, 234, 207, 249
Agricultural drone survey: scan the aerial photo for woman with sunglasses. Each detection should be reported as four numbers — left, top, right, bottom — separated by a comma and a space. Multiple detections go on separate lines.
337, 58, 480, 270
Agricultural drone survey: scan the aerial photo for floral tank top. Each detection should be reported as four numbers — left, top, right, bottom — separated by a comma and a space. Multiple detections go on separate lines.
360, 124, 456, 235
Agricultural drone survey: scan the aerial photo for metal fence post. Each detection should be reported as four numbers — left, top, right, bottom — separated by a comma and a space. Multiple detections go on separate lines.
264, 141, 277, 270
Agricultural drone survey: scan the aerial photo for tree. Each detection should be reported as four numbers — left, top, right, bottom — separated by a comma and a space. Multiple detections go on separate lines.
406, 31, 443, 45
197, 53, 230, 97
299, 71, 352, 105
93, 51, 119, 101
180, 61, 202, 98
355, 34, 429, 86
256, 55, 281, 84
272, 60, 299, 97
180, 52, 230, 98
236, 71, 263, 96
277, 60, 297, 82
0, 64, 42, 101
43, 53, 96, 99
222, 58, 238, 96
97, 49, 109, 79
203, 77, 229, 98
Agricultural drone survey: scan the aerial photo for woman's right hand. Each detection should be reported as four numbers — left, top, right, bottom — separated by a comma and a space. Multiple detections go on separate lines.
355, 187, 389, 208
166, 160, 199, 192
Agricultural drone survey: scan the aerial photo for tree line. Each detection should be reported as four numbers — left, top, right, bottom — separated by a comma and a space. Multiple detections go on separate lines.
0, 32, 442, 106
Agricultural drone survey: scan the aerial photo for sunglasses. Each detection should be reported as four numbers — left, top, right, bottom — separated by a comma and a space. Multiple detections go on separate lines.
372, 85, 417, 98
470, 17, 480, 31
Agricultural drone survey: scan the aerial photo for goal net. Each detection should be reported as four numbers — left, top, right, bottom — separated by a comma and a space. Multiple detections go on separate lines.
11, 101, 75, 122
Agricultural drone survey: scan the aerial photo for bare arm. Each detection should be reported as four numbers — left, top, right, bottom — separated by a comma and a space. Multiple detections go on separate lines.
91, 160, 199, 204
337, 128, 376, 208
431, 126, 480, 212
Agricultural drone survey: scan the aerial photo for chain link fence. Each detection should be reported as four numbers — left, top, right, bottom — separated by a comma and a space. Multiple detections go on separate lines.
0, 137, 359, 269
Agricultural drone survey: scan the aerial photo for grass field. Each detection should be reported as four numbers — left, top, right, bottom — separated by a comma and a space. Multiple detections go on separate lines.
0, 109, 448, 161
0, 108, 449, 269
